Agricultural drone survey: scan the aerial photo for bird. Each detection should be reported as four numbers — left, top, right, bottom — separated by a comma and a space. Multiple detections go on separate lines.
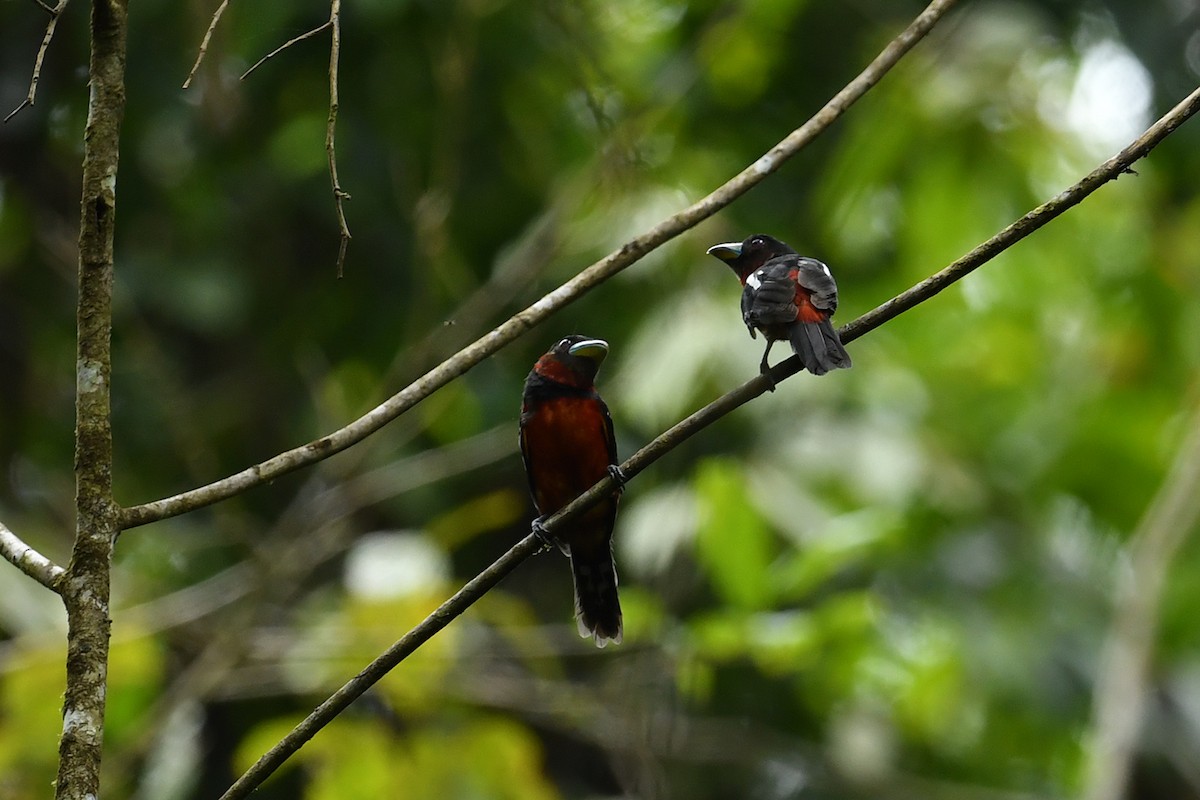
519, 335, 624, 647
707, 233, 851, 380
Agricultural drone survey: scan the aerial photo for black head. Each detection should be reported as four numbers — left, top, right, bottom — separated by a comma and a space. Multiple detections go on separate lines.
532, 335, 609, 388
706, 234, 797, 279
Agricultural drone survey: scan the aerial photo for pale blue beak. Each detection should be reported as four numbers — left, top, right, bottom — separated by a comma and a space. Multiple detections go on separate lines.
568, 338, 609, 364
706, 242, 743, 262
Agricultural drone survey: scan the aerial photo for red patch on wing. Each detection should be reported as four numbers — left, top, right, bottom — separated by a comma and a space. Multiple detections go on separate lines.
789, 268, 827, 323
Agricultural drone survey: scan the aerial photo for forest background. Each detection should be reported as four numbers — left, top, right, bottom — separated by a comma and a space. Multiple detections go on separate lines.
2, 0, 1200, 798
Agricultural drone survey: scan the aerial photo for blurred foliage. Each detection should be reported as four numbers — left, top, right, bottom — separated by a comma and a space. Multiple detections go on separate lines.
2, 0, 1200, 798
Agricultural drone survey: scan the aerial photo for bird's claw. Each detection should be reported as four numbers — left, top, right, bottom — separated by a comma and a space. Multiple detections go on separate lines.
530, 517, 554, 553
607, 464, 628, 493
759, 362, 777, 392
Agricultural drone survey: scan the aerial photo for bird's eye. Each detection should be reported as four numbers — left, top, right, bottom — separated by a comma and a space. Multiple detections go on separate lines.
557, 338, 570, 349
751, 237, 764, 247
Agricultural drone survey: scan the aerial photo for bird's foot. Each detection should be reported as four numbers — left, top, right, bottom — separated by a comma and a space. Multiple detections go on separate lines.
759, 361, 777, 392
530, 517, 555, 553
606, 464, 628, 493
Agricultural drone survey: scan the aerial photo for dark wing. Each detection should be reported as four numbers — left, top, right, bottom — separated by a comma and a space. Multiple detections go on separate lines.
792, 256, 839, 313
743, 260, 801, 328
518, 401, 539, 510
740, 287, 758, 338
597, 392, 619, 468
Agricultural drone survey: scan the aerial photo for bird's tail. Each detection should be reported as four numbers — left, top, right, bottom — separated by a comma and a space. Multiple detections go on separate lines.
790, 319, 852, 376
570, 547, 623, 647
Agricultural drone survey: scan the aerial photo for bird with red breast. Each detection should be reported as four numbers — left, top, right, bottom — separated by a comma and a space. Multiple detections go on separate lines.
707, 234, 851, 380
519, 335, 624, 647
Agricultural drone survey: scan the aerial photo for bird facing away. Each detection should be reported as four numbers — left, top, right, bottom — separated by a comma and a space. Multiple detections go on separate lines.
519, 335, 623, 647
707, 234, 851, 378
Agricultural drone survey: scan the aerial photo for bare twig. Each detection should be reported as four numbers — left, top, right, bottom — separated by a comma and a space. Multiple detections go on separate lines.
326, 0, 351, 277
5, 0, 70, 123
182, 0, 232, 89
223, 4, 350, 274
219, 79, 1200, 800
0, 520, 66, 592
122, 0, 960, 531
1080, 399, 1200, 800
238, 19, 331, 81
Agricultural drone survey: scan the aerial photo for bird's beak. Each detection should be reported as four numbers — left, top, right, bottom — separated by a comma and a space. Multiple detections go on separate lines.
706, 242, 742, 262
568, 338, 609, 365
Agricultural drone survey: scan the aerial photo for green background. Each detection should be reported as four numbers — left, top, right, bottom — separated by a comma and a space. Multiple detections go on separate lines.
2, 0, 1200, 797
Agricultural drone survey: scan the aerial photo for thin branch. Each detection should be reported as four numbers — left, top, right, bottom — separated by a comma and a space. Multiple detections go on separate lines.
229, 6, 349, 274
238, 19, 331, 82
1081, 399, 1200, 800
4, 0, 70, 123
121, 0, 960, 532
839, 84, 1200, 345
220, 79, 1200, 800
326, 0, 351, 277
0, 520, 66, 592
182, 0, 232, 89
218, 533, 542, 800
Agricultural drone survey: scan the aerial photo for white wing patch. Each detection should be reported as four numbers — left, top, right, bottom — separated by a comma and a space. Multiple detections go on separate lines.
746, 270, 764, 290
820, 262, 832, 278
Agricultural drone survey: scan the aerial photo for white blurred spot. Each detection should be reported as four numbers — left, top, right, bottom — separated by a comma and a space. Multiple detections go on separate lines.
618, 485, 697, 578
344, 531, 449, 599
1063, 40, 1153, 153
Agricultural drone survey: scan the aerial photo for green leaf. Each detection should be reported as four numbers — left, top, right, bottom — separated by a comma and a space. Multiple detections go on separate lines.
694, 457, 774, 611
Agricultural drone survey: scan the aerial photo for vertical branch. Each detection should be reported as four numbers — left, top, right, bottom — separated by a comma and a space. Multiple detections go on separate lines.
326, 0, 351, 277
1081, 400, 1200, 800
56, 0, 127, 796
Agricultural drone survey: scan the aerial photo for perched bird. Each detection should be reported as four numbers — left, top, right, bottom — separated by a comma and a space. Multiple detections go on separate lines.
707, 234, 851, 379
519, 335, 623, 646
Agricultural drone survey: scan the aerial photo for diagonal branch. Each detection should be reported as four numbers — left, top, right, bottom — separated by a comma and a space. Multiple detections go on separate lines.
4, 0, 71, 123
218, 79, 1200, 800
182, 0, 232, 89
121, 0, 960, 532
0, 520, 66, 592
238, 19, 331, 82
839, 85, 1200, 346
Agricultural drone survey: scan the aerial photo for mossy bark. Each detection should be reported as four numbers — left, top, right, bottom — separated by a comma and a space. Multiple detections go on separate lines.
56, 1, 127, 797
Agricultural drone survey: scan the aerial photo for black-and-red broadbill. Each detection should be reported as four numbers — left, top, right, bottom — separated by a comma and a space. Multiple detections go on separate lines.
708, 234, 851, 378
519, 335, 623, 647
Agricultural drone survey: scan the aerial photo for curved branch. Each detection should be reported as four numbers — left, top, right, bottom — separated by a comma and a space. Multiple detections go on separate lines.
4, 0, 70, 123
182, 0, 232, 89
219, 79, 1200, 800
0, 520, 66, 592
326, 0, 351, 277
122, 0, 959, 532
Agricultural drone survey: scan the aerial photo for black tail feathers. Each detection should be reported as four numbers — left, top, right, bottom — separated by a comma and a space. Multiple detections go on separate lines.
789, 319, 851, 376
570, 550, 623, 647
